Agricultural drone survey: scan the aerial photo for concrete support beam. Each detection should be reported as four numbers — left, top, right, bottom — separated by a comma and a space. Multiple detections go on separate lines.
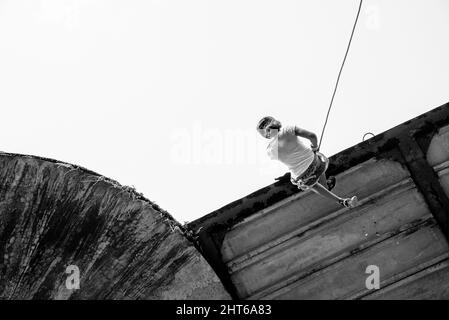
398, 135, 449, 244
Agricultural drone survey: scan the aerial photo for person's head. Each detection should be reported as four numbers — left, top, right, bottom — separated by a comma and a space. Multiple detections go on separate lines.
256, 116, 282, 139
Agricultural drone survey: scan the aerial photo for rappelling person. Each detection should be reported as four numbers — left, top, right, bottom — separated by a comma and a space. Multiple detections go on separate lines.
257, 116, 358, 208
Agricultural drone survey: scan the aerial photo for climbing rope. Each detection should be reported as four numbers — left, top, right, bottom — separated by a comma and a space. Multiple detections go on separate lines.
318, 0, 363, 151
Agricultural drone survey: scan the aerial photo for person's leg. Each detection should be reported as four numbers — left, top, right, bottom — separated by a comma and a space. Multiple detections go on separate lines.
300, 154, 356, 207
318, 173, 327, 187
311, 182, 358, 208
315, 154, 335, 191
311, 182, 343, 202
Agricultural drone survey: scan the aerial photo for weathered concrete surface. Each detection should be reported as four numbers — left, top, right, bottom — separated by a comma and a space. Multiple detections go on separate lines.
190, 101, 449, 300
363, 259, 449, 300
0, 153, 230, 300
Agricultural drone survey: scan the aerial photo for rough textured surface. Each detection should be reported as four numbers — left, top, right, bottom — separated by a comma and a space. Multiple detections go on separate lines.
190, 101, 449, 300
0, 153, 230, 300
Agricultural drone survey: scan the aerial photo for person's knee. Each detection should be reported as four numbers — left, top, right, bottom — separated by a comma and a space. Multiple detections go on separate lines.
318, 174, 327, 185
311, 184, 321, 193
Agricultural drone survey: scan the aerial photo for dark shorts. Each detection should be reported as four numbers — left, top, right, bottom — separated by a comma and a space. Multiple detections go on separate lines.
291, 152, 329, 189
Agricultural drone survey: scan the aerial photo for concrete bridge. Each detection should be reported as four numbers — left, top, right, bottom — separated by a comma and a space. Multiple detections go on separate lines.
2, 101, 449, 299
189, 101, 449, 300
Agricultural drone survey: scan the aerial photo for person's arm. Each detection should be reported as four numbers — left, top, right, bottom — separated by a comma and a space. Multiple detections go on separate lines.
294, 126, 319, 151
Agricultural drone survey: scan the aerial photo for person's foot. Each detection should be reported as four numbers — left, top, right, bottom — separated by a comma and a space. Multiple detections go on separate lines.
339, 196, 358, 208
326, 176, 336, 191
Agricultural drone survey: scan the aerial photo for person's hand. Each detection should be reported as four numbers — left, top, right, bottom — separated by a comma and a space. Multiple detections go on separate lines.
275, 172, 291, 182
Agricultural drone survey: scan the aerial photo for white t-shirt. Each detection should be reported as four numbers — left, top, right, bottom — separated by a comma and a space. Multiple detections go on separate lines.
267, 125, 315, 179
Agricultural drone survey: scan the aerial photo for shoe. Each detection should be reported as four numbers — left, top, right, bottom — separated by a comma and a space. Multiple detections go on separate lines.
339, 196, 358, 208
326, 176, 336, 191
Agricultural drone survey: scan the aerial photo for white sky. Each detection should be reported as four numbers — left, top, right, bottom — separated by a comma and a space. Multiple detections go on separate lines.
1, 0, 448, 223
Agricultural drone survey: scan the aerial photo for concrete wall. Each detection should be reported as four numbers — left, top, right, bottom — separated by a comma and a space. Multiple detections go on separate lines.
0, 153, 230, 300
190, 102, 449, 300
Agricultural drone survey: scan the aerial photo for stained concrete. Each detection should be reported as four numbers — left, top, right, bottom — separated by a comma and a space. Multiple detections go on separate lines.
0, 153, 230, 300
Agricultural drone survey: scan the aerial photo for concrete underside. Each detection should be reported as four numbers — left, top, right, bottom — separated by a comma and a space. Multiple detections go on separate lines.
190, 102, 449, 300
0, 153, 230, 300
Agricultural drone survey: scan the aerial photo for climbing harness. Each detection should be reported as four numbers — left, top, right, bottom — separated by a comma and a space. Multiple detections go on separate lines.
290, 151, 330, 191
